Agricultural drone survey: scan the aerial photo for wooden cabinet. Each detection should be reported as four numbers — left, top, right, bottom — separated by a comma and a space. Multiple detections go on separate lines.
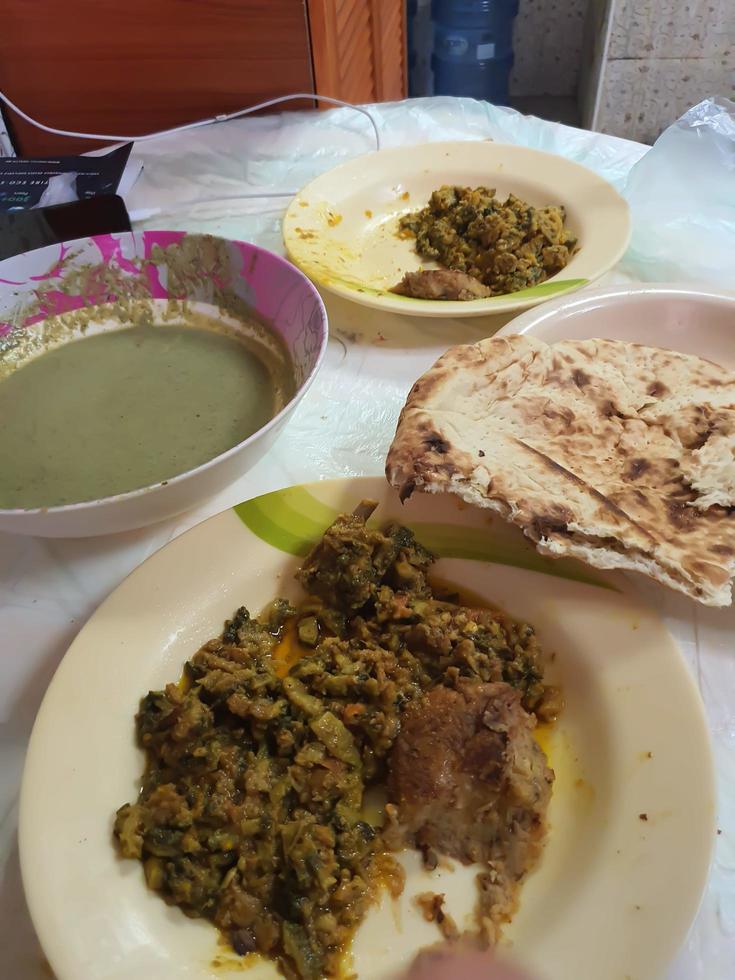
309, 0, 407, 105
0, 0, 407, 156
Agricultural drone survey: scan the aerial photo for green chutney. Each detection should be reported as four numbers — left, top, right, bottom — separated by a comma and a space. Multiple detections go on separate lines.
0, 325, 289, 509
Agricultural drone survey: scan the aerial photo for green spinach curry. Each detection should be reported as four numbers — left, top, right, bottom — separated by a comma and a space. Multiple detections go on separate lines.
115, 503, 556, 978
396, 185, 577, 297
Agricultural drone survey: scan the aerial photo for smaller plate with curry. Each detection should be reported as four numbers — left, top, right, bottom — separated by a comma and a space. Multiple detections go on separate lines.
283, 141, 630, 318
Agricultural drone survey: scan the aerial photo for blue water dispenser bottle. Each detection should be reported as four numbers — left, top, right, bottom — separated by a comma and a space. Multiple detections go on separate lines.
431, 0, 519, 105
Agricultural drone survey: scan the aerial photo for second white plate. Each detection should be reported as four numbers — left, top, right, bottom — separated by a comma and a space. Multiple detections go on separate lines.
501, 282, 735, 359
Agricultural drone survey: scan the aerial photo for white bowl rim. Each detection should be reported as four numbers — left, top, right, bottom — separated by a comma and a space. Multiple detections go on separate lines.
0, 250, 329, 519
502, 281, 735, 336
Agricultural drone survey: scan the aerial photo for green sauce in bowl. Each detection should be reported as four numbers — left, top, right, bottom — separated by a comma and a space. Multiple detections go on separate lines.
0, 323, 293, 509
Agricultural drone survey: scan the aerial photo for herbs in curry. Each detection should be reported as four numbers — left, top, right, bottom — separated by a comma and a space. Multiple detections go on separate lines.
393, 184, 577, 300
114, 503, 555, 978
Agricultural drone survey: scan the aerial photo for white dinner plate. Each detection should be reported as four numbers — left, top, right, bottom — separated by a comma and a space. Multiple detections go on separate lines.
20, 477, 714, 980
283, 141, 630, 318
500, 282, 735, 359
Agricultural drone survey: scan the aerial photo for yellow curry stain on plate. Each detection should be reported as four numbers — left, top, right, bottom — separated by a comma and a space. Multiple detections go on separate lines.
272, 616, 310, 677
534, 721, 555, 758
211, 953, 258, 973
535, 722, 592, 810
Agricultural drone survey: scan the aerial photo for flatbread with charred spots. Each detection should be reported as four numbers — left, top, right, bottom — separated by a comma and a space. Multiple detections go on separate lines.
386, 335, 735, 606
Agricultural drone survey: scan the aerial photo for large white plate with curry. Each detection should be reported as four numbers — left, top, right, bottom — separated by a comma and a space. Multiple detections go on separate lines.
283, 141, 630, 318
20, 478, 714, 980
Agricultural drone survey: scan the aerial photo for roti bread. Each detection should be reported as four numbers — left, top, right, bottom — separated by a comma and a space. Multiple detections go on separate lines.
386, 335, 735, 606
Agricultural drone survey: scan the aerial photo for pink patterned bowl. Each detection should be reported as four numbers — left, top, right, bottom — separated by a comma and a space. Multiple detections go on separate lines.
0, 231, 328, 537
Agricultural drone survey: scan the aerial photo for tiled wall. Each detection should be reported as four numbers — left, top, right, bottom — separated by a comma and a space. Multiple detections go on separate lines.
510, 0, 588, 97
597, 57, 734, 142
595, 0, 735, 142
609, 0, 731, 60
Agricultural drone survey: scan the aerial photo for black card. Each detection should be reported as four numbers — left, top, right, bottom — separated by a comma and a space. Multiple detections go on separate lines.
0, 143, 133, 211
0, 194, 132, 261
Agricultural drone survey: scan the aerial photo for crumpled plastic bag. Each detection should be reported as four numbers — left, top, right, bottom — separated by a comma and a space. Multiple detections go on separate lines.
125, 94, 734, 290
126, 97, 650, 246
620, 97, 735, 286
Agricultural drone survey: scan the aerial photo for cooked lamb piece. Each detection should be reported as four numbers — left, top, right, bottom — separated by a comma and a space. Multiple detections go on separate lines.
390, 269, 492, 301
388, 680, 553, 937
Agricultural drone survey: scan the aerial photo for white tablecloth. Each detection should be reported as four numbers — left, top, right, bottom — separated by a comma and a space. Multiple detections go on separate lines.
2, 97, 732, 980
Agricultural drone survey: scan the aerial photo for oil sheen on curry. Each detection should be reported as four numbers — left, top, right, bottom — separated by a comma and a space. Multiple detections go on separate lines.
114, 503, 558, 978
0, 320, 293, 510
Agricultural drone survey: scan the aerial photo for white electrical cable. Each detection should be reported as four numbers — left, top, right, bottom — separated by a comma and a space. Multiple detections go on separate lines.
0, 90, 381, 150
0, 91, 382, 207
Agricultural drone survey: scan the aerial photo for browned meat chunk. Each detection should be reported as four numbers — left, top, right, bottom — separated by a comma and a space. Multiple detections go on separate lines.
388, 681, 553, 938
391, 269, 492, 301
415, 892, 459, 941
